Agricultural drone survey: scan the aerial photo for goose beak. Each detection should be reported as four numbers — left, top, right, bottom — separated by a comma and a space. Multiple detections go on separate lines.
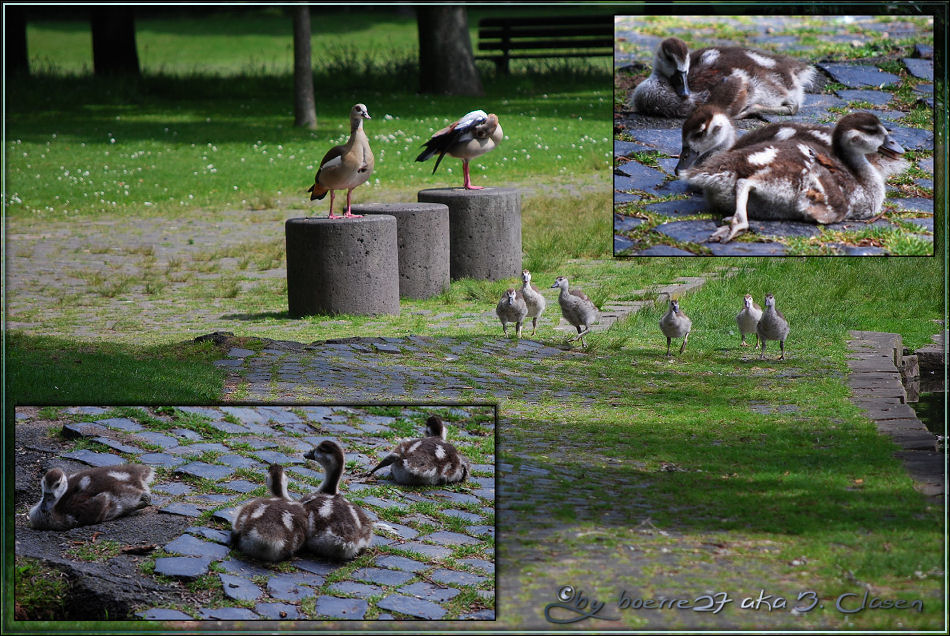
878, 135, 903, 159
674, 147, 701, 175
672, 70, 690, 98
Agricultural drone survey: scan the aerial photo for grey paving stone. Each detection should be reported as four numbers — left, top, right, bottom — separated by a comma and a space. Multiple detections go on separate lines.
186, 526, 232, 545
377, 594, 447, 620
748, 220, 820, 239
95, 417, 143, 432
375, 521, 418, 540
887, 126, 933, 151
61, 422, 102, 438
466, 525, 495, 537
197, 607, 259, 620
645, 198, 708, 217
894, 197, 934, 213
314, 596, 369, 620
286, 465, 322, 481
153, 482, 193, 496
298, 406, 341, 420
217, 454, 264, 470
440, 509, 483, 523
171, 428, 203, 441
825, 219, 895, 233
252, 450, 304, 465
835, 89, 893, 106
431, 568, 487, 586
136, 431, 180, 450
399, 581, 460, 603
139, 453, 185, 468
222, 480, 260, 494
472, 488, 495, 500
817, 62, 900, 88
633, 245, 696, 256
153, 556, 211, 579
914, 43, 933, 58
136, 608, 194, 620
177, 406, 223, 419
905, 217, 934, 232
62, 450, 125, 467
294, 559, 342, 576
904, 57, 933, 81
629, 128, 681, 155
91, 437, 143, 455
458, 558, 495, 575
205, 420, 249, 435
227, 347, 256, 358
614, 139, 653, 156
267, 573, 322, 601
614, 192, 640, 204
706, 241, 788, 256
351, 567, 415, 587
429, 491, 481, 505
165, 533, 231, 560
212, 507, 241, 524
425, 531, 480, 546
254, 602, 304, 620
194, 493, 237, 505
614, 214, 645, 232
159, 502, 203, 518
219, 574, 262, 602
179, 442, 230, 455
220, 407, 269, 424
219, 558, 272, 578
375, 554, 429, 573
328, 581, 383, 599
462, 609, 496, 620
257, 406, 303, 425
654, 220, 719, 243
615, 161, 667, 191
66, 406, 109, 416
176, 462, 234, 481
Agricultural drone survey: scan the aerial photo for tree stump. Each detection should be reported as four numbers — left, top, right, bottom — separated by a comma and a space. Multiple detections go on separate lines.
285, 216, 399, 317
417, 187, 521, 281
352, 203, 450, 299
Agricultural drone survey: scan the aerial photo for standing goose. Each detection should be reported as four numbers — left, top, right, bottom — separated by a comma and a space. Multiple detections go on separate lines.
308, 103, 374, 219
28, 464, 154, 530
756, 293, 790, 360
416, 110, 503, 189
682, 112, 905, 243
520, 270, 547, 336
630, 37, 815, 119
495, 288, 528, 338
231, 463, 308, 562
300, 440, 373, 560
366, 415, 469, 486
659, 299, 692, 356
551, 276, 599, 347
736, 293, 763, 348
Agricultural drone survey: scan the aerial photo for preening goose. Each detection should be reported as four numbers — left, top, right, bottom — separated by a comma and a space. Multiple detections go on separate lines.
366, 415, 469, 486
231, 463, 308, 562
682, 112, 904, 243
736, 294, 763, 348
496, 288, 528, 338
416, 110, 503, 189
520, 270, 547, 336
28, 464, 154, 530
308, 103, 374, 219
630, 37, 815, 119
756, 293, 790, 360
659, 299, 692, 356
551, 276, 598, 347
300, 440, 373, 560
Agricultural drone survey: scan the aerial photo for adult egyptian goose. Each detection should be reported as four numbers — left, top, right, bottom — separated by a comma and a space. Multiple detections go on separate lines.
495, 288, 528, 338
682, 112, 905, 243
28, 464, 154, 530
659, 299, 692, 356
231, 463, 308, 562
520, 270, 547, 336
630, 37, 815, 119
366, 415, 469, 486
307, 103, 374, 219
736, 294, 763, 348
551, 276, 599, 347
416, 110, 502, 189
756, 293, 790, 360
300, 440, 373, 560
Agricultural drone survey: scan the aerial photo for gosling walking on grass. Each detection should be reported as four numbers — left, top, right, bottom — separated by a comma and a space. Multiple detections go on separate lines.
659, 299, 692, 356
756, 293, 789, 360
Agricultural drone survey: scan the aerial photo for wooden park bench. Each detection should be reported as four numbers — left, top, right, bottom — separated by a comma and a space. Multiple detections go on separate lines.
476, 15, 613, 74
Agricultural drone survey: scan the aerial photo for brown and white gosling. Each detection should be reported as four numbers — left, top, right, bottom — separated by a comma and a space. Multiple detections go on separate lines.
495, 288, 528, 338
659, 299, 692, 356
520, 270, 547, 336
300, 440, 373, 561
736, 294, 763, 348
756, 293, 790, 360
551, 276, 599, 347
366, 415, 469, 486
28, 463, 154, 530
231, 463, 309, 562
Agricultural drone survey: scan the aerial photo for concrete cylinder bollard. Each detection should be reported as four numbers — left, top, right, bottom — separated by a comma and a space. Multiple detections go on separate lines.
352, 202, 450, 299
285, 216, 400, 317
417, 187, 522, 281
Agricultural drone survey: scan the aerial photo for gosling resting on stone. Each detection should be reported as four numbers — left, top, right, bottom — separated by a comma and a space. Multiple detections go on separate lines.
366, 415, 469, 485
231, 463, 308, 562
308, 103, 374, 219
28, 463, 154, 530
756, 293, 790, 360
659, 299, 692, 356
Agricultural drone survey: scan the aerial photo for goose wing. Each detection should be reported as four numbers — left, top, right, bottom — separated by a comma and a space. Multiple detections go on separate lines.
416, 110, 489, 173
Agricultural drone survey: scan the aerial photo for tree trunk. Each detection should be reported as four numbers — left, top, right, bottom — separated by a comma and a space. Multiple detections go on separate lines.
417, 7, 484, 96
5, 6, 29, 76
91, 7, 140, 76
292, 5, 317, 129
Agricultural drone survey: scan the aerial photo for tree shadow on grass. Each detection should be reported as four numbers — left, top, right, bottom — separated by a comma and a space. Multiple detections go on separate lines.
219, 310, 291, 321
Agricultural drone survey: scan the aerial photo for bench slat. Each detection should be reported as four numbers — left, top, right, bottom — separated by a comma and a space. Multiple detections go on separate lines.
478, 15, 611, 27
478, 38, 613, 52
479, 25, 613, 39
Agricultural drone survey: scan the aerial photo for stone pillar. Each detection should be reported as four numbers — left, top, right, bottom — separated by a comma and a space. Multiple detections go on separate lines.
352, 202, 450, 299
417, 187, 521, 281
285, 216, 399, 317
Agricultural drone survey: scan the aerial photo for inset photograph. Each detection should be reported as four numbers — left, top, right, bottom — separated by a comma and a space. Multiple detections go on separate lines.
14, 405, 495, 622
614, 15, 934, 256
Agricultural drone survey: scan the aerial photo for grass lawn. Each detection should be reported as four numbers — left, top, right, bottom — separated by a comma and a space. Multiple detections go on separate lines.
4, 5, 946, 632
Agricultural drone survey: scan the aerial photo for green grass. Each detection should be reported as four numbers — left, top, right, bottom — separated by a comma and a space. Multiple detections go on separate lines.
13, 559, 70, 621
